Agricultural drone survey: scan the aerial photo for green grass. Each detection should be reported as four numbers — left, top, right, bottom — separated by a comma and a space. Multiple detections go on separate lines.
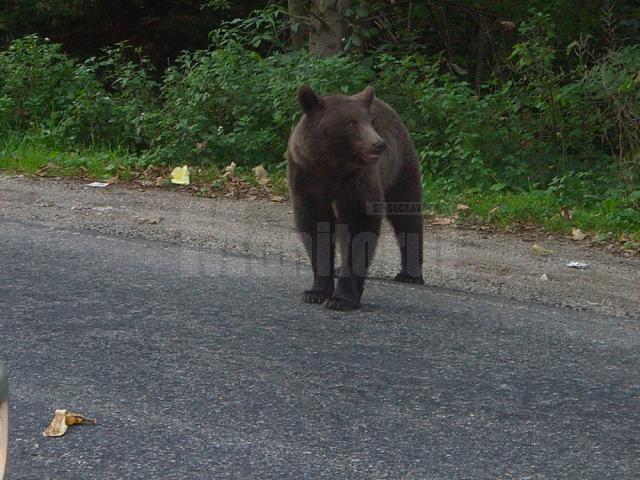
0, 133, 291, 197
425, 185, 640, 244
0, 134, 56, 174
0, 133, 140, 180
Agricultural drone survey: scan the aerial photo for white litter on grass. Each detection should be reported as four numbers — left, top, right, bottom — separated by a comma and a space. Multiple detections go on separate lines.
567, 261, 591, 269
170, 166, 190, 185
86, 182, 110, 188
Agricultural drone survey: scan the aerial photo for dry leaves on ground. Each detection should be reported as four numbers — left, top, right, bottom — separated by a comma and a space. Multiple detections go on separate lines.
572, 228, 587, 241
532, 243, 554, 256
222, 161, 237, 179
252, 165, 270, 186
432, 217, 455, 226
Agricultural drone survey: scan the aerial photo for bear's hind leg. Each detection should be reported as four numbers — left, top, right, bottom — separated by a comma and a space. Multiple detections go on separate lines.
386, 162, 424, 284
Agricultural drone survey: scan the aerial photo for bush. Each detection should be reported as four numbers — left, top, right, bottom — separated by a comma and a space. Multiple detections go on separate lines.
0, 35, 85, 130
577, 44, 640, 186
149, 43, 373, 166
0, 27, 638, 202
0, 35, 158, 149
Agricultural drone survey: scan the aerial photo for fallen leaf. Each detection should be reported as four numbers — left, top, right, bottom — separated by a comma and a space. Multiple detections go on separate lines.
36, 165, 50, 177
270, 195, 285, 203
571, 228, 586, 241
144, 165, 164, 178
43, 409, 95, 437
489, 206, 500, 215
432, 217, 454, 226
252, 165, 270, 186
594, 233, 612, 242
137, 216, 163, 225
456, 204, 470, 211
532, 243, 554, 256
222, 161, 237, 179
560, 206, 573, 220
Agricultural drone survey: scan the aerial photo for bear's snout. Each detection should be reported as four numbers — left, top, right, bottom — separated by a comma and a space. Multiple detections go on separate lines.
372, 140, 386, 154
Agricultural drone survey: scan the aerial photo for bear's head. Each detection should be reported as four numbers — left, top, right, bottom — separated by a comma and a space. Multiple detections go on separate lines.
297, 85, 386, 168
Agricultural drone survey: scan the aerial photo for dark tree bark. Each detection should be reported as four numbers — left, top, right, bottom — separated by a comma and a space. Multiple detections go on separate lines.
308, 0, 353, 57
474, 18, 489, 93
288, 0, 309, 50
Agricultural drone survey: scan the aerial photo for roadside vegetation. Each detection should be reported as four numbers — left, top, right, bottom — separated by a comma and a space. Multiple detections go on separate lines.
0, 2, 639, 249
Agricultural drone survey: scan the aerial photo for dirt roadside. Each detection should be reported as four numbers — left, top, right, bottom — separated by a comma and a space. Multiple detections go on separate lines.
1, 174, 639, 319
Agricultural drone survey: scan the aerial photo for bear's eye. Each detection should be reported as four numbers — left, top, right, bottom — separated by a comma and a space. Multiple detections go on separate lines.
347, 120, 358, 128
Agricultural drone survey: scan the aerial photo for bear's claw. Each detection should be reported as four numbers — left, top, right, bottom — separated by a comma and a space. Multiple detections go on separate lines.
324, 296, 361, 311
303, 290, 332, 304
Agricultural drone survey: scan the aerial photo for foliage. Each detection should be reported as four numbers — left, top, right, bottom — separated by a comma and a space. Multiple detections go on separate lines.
0, 35, 85, 131
150, 42, 372, 166
210, 4, 291, 53
0, 35, 158, 148
576, 44, 640, 186
1, 2, 639, 237
0, 131, 139, 179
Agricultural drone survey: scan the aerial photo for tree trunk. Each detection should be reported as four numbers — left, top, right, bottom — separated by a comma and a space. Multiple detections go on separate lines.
309, 0, 353, 57
474, 18, 488, 94
288, 0, 309, 51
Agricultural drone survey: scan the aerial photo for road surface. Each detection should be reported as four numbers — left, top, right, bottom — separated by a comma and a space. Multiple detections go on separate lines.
1, 219, 639, 479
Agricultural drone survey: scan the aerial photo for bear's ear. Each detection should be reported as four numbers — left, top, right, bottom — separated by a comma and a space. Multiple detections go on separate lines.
298, 85, 323, 114
355, 86, 375, 108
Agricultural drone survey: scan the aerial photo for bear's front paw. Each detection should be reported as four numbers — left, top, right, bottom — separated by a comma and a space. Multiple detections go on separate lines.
303, 289, 332, 304
394, 272, 424, 285
324, 296, 361, 311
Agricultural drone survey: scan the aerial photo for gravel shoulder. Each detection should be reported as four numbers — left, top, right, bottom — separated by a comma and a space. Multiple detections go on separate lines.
2, 174, 639, 318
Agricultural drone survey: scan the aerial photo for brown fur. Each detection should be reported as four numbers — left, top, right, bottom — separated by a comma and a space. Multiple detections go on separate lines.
287, 85, 424, 311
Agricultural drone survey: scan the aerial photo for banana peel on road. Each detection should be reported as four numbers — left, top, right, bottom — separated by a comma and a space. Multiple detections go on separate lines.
43, 409, 95, 437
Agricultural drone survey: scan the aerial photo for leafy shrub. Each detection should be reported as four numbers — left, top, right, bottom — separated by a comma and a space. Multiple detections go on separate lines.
149, 42, 373, 166
0, 35, 158, 148
92, 43, 160, 148
0, 22, 638, 209
0, 35, 84, 130
375, 53, 531, 192
577, 44, 640, 185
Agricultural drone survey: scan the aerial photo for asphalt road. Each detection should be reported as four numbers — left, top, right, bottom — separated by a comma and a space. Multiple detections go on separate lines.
1, 219, 639, 479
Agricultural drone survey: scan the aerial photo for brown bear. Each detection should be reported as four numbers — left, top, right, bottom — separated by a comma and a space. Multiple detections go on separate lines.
287, 85, 424, 311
